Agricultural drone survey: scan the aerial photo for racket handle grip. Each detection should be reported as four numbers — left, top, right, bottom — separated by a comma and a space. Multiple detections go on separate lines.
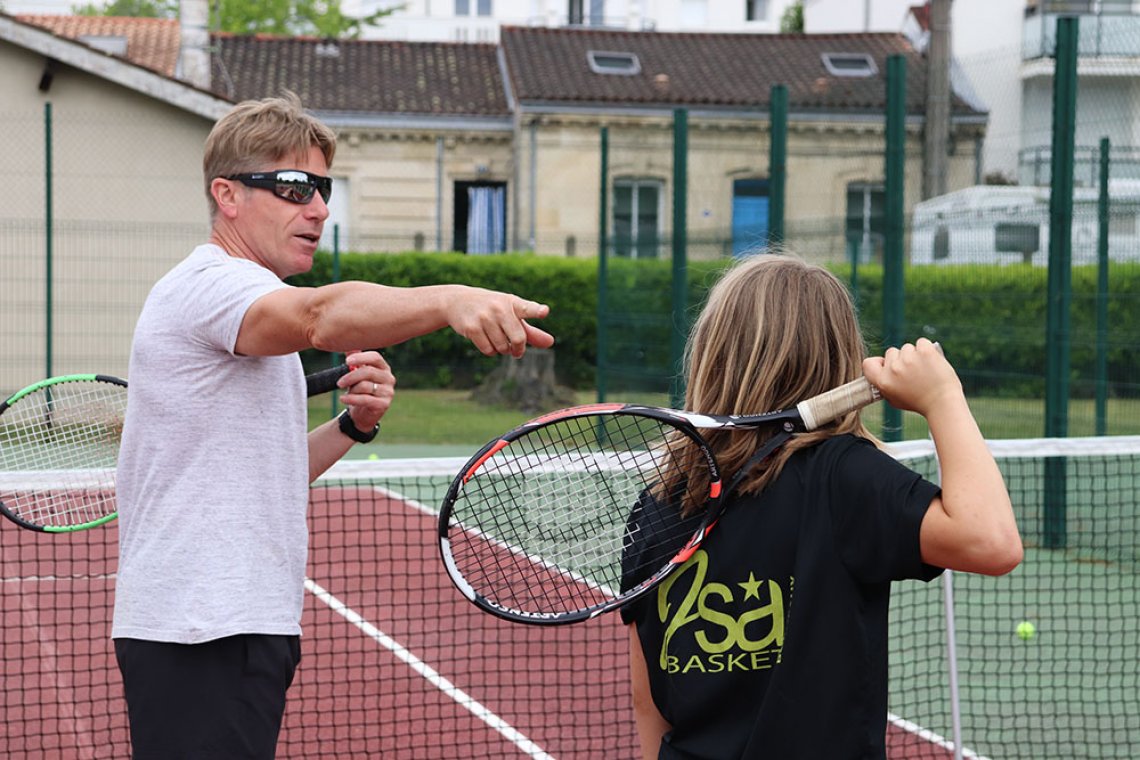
796, 376, 880, 431
305, 364, 350, 397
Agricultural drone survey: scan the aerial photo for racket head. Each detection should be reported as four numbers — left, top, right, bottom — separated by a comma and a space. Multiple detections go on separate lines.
438, 404, 724, 625
0, 374, 126, 532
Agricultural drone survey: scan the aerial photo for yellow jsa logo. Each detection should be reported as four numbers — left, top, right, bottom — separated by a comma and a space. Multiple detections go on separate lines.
656, 550, 788, 671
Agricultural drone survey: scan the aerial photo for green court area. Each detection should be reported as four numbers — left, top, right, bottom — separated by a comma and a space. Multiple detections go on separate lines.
889, 443, 1140, 759
890, 548, 1139, 759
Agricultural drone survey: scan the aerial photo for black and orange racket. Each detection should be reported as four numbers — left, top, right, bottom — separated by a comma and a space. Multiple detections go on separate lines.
438, 375, 881, 625
0, 364, 352, 532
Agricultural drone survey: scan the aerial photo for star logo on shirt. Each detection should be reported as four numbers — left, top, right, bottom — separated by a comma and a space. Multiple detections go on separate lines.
739, 572, 763, 601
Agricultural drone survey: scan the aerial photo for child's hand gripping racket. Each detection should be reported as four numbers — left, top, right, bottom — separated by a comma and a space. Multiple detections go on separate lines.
438, 375, 881, 625
0, 364, 354, 532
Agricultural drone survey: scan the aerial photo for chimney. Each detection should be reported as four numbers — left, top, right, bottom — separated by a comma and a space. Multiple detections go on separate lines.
178, 0, 210, 90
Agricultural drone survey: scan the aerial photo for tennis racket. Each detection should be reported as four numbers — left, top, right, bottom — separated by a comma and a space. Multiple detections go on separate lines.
438, 375, 880, 625
0, 363, 353, 533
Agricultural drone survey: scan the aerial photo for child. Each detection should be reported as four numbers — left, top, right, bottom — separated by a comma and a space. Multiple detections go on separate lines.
620, 254, 1021, 760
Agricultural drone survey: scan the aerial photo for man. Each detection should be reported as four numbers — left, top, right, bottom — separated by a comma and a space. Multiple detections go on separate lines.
112, 93, 553, 759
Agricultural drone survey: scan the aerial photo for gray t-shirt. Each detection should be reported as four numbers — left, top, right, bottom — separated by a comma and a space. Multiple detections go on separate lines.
112, 243, 309, 644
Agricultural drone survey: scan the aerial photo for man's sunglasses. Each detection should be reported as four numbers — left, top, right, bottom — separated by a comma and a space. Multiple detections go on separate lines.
225, 170, 332, 205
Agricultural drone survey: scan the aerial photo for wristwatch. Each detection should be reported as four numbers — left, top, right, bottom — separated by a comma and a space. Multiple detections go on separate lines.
337, 409, 379, 444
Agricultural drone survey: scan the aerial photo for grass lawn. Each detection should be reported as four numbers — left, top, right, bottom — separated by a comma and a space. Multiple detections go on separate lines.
310, 389, 1140, 458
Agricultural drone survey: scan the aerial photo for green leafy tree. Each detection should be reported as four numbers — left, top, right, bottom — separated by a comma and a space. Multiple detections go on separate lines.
71, 0, 395, 38
72, 0, 179, 17
779, 1, 804, 33
211, 0, 398, 39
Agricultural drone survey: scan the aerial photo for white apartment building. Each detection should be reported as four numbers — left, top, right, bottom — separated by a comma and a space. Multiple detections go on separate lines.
806, 0, 1140, 186
344, 0, 800, 41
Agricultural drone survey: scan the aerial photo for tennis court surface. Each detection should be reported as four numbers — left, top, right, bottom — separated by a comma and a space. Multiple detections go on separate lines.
3, 439, 1138, 758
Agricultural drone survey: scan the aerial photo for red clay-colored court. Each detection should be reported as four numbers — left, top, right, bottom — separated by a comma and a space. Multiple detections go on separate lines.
2, 475, 959, 758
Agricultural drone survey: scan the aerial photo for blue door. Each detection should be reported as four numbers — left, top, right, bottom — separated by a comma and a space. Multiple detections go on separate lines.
732, 179, 769, 257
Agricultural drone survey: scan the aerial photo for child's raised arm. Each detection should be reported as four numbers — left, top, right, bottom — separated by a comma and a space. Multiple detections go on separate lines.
862, 338, 1023, 575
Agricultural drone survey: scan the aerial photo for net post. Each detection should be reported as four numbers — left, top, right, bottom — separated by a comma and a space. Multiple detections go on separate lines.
942, 570, 964, 760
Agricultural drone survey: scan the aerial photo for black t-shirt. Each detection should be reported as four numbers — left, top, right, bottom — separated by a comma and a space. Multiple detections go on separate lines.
620, 435, 942, 760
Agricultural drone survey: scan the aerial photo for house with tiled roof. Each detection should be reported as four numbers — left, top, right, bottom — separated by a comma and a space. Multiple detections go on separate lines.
4, 11, 986, 262
498, 25, 984, 260
199, 25, 983, 259
1, 8, 987, 388
208, 34, 518, 252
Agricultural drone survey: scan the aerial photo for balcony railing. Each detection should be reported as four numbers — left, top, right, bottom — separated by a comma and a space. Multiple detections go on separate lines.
1019, 143, 1140, 187
1023, 12, 1140, 59
524, 14, 656, 31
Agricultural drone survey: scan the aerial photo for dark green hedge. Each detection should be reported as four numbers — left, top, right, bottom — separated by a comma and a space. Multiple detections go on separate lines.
290, 252, 604, 388
844, 262, 1140, 398
290, 253, 1140, 397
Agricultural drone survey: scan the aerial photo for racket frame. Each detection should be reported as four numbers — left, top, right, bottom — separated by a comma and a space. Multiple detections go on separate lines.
0, 364, 358, 533
0, 373, 127, 532
437, 376, 880, 625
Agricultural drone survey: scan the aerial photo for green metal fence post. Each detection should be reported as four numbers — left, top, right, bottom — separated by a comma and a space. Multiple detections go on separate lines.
769, 85, 787, 249
1044, 15, 1079, 549
670, 109, 688, 409
597, 126, 610, 403
44, 101, 53, 380
1096, 136, 1110, 436
330, 224, 342, 419
882, 55, 907, 442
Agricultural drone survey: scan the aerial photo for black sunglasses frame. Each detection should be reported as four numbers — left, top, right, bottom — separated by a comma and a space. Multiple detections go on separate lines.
225, 170, 332, 205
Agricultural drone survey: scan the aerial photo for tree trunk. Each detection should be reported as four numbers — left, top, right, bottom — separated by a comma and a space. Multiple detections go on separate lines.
469, 348, 574, 413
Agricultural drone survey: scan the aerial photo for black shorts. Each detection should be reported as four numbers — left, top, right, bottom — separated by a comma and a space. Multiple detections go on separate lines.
114, 634, 301, 760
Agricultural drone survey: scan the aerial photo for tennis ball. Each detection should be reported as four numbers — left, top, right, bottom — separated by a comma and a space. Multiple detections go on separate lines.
368, 453, 379, 460
1016, 621, 1036, 641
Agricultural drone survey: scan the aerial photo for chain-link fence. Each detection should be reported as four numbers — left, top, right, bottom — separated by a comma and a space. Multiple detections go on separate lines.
6, 14, 1140, 441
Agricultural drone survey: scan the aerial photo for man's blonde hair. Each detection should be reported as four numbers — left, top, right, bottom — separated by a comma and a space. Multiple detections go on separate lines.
203, 92, 337, 219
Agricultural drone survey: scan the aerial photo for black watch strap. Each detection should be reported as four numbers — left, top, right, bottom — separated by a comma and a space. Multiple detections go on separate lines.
337, 409, 379, 444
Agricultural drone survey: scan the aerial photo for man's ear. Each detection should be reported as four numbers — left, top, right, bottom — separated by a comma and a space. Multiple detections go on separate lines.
211, 177, 242, 220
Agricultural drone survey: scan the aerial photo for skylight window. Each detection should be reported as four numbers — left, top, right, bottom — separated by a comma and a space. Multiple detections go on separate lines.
821, 52, 877, 78
587, 50, 641, 76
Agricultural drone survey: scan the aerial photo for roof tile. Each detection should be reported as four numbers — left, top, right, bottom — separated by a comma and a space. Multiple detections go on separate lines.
11, 16, 982, 118
500, 26, 980, 116
211, 35, 511, 116
15, 14, 180, 76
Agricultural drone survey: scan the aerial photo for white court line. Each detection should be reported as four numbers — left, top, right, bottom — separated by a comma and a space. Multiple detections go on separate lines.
306, 481, 554, 760
304, 578, 555, 760
1, 573, 116, 583
887, 712, 991, 760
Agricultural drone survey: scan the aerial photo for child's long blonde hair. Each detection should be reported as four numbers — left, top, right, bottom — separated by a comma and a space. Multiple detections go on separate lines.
665, 253, 875, 515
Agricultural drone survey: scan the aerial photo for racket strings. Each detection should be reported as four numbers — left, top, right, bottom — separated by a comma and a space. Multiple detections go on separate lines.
445, 413, 706, 617
0, 381, 125, 527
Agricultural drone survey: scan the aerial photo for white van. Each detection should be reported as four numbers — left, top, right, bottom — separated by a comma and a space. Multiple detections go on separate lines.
910, 181, 1140, 265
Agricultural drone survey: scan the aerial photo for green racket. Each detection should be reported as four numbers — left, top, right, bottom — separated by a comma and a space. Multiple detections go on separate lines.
0, 374, 126, 532
0, 364, 352, 532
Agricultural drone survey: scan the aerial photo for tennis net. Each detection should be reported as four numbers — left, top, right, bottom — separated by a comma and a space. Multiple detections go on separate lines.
1, 438, 1137, 758
887, 436, 1140, 760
